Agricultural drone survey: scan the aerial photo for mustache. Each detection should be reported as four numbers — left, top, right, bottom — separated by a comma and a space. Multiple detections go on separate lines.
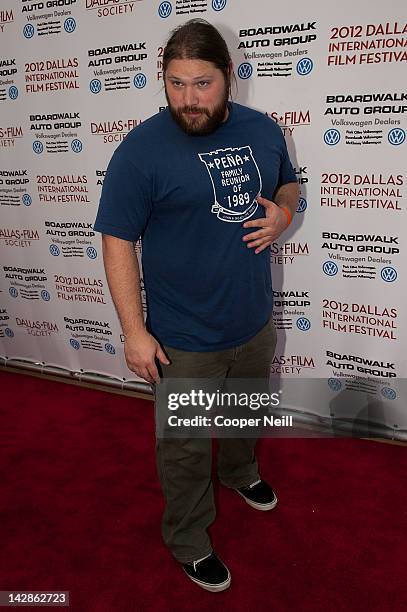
180, 106, 210, 116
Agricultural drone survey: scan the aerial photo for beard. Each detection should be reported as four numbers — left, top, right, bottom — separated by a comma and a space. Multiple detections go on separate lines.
165, 84, 230, 136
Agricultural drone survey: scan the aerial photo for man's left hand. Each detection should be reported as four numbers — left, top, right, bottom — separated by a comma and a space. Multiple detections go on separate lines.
242, 195, 290, 254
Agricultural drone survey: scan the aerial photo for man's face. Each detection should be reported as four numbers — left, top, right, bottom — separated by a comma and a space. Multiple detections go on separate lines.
164, 58, 230, 136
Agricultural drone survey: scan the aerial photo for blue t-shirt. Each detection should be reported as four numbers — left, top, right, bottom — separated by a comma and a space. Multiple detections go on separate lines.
93, 102, 297, 351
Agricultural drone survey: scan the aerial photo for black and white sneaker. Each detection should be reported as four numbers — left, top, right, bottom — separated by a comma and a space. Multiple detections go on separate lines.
182, 551, 231, 592
236, 479, 278, 511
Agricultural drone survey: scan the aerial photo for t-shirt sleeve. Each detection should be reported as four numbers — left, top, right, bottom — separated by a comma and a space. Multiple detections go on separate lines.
277, 127, 298, 187
93, 149, 152, 241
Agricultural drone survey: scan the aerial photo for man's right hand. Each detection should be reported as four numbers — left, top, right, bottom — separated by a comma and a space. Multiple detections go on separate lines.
124, 329, 170, 384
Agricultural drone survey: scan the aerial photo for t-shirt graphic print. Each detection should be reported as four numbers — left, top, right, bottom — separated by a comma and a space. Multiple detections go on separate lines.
199, 146, 262, 223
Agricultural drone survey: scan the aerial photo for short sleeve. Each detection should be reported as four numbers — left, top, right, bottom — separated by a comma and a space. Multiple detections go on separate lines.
93, 149, 152, 241
277, 128, 297, 187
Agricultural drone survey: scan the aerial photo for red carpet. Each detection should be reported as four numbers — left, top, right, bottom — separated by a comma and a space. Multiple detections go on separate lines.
0, 370, 406, 611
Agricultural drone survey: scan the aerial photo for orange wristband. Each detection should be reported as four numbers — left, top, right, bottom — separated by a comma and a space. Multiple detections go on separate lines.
279, 205, 292, 228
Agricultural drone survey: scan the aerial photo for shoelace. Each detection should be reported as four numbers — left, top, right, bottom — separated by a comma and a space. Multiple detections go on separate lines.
248, 479, 262, 489
192, 552, 212, 571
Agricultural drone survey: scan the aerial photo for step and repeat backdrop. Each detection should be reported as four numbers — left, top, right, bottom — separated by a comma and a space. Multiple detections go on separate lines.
0, 0, 406, 434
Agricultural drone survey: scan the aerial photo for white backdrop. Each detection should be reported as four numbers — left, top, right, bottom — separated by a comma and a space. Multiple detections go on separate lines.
0, 0, 406, 434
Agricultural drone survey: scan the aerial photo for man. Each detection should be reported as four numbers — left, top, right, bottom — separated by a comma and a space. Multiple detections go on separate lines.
94, 19, 299, 592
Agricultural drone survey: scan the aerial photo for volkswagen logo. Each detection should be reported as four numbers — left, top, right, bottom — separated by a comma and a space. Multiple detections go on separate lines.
8, 86, 18, 100
9, 287, 18, 298
297, 197, 307, 213
64, 17, 76, 33
5, 328, 14, 338
134, 73, 147, 89
71, 139, 83, 153
105, 343, 116, 355
158, 1, 172, 17
22, 194, 32, 207
49, 244, 60, 256
323, 261, 338, 276
33, 141, 43, 154
388, 128, 405, 146
23, 24, 35, 38
296, 58, 313, 75
237, 63, 253, 79
90, 79, 102, 94
41, 290, 50, 301
328, 378, 342, 392
86, 246, 97, 259
296, 317, 311, 331
324, 129, 340, 145
381, 387, 396, 400
70, 338, 80, 350
381, 266, 397, 282
212, 0, 227, 10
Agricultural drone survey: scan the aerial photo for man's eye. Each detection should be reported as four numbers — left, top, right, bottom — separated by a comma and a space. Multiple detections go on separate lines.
171, 81, 183, 87
198, 81, 210, 88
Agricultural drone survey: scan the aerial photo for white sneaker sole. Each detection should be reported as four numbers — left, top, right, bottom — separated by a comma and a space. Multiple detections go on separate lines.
183, 570, 231, 592
237, 490, 278, 511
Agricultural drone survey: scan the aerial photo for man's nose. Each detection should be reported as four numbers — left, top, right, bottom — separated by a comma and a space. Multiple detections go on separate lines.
183, 85, 199, 107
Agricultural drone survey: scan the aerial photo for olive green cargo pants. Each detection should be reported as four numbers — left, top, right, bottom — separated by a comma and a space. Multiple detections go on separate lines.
155, 317, 277, 563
